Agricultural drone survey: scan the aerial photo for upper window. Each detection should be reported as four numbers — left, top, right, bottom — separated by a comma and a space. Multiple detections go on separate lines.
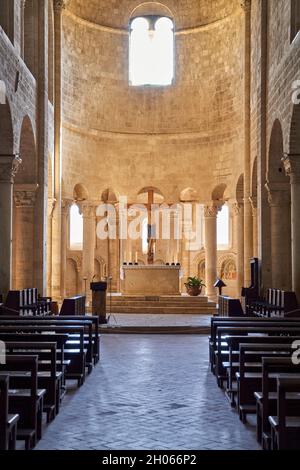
129, 16, 174, 86
70, 204, 83, 250
217, 204, 230, 249
291, 0, 300, 42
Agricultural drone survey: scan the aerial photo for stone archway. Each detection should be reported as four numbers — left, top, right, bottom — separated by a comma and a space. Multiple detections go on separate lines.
266, 119, 292, 290
13, 116, 38, 289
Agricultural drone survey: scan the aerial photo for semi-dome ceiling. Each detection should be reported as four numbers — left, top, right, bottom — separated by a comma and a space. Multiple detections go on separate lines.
67, 0, 239, 30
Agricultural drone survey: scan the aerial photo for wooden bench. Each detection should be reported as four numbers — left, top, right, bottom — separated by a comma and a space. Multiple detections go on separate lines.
236, 343, 295, 422
0, 376, 19, 450
255, 357, 300, 449
0, 333, 69, 412
60, 296, 86, 316
1, 289, 51, 317
0, 355, 46, 450
4, 342, 60, 423
0, 317, 95, 372
269, 377, 300, 450
214, 323, 300, 386
248, 288, 298, 318
224, 336, 300, 407
0, 325, 86, 387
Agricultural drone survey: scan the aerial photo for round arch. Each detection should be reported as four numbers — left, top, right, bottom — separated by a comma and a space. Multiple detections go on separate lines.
16, 115, 37, 184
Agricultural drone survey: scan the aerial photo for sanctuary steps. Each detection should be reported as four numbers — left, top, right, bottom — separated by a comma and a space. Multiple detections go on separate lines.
108, 295, 217, 315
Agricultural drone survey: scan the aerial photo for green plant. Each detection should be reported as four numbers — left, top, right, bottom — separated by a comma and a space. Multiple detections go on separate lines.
184, 276, 206, 289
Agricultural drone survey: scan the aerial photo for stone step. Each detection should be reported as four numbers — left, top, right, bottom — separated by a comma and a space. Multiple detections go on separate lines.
109, 296, 212, 303
109, 306, 217, 314
99, 325, 211, 334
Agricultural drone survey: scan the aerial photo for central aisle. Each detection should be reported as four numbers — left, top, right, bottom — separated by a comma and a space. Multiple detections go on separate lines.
36, 335, 260, 450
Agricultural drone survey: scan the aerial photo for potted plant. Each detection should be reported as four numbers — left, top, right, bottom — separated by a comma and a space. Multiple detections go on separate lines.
185, 276, 206, 297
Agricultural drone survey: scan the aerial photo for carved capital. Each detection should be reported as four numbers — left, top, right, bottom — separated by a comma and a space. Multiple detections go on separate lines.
79, 202, 97, 218
240, 0, 251, 12
53, 0, 69, 12
265, 183, 290, 208
204, 204, 220, 218
0, 155, 22, 183
282, 154, 300, 185
231, 202, 243, 217
61, 198, 73, 215
21, 0, 26, 10
14, 184, 38, 208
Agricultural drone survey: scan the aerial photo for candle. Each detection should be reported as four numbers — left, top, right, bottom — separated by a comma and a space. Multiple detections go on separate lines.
129, 252, 132, 263
135, 252, 138, 263
124, 251, 127, 263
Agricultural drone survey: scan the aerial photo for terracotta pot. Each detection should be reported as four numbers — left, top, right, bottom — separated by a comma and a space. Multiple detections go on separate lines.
186, 286, 202, 297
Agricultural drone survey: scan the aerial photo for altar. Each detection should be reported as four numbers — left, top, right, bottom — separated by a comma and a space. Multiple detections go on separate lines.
121, 265, 181, 296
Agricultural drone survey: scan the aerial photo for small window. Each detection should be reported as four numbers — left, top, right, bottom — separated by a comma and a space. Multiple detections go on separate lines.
291, 0, 300, 42
217, 204, 229, 249
129, 16, 174, 86
70, 204, 83, 250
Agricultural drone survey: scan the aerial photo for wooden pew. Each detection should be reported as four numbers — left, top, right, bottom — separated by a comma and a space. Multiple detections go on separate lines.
0, 318, 95, 372
0, 325, 86, 387
214, 323, 300, 386
209, 316, 300, 373
269, 377, 300, 450
0, 314, 100, 365
224, 336, 300, 407
0, 376, 19, 450
60, 296, 86, 316
255, 357, 300, 449
2, 289, 51, 316
236, 343, 294, 422
4, 342, 60, 423
0, 333, 69, 411
0, 355, 46, 450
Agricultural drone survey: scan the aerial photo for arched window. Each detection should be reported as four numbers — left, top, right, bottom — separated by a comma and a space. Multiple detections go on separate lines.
129, 16, 174, 86
70, 204, 83, 250
217, 204, 229, 249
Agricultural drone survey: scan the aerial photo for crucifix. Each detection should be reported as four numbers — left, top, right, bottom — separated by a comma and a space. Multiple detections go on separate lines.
146, 189, 156, 265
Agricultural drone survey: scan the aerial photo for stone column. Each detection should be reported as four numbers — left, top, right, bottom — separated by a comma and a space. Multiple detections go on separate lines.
249, 196, 258, 258
204, 204, 219, 300
241, 0, 253, 285
232, 202, 244, 296
266, 183, 292, 290
60, 199, 72, 299
80, 203, 96, 304
13, 185, 38, 289
47, 198, 56, 296
283, 154, 300, 300
51, 0, 68, 299
0, 155, 22, 296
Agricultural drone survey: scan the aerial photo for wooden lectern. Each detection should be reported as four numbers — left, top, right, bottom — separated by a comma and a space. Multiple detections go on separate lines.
90, 282, 107, 324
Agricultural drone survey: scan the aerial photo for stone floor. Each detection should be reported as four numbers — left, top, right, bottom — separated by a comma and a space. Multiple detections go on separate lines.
35, 335, 260, 450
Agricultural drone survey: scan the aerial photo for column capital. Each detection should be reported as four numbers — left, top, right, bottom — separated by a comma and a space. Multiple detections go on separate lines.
282, 154, 300, 184
240, 0, 251, 12
204, 203, 221, 218
79, 202, 97, 218
61, 198, 73, 214
265, 182, 290, 207
231, 201, 243, 216
14, 184, 38, 208
21, 0, 26, 10
53, 0, 70, 12
0, 155, 22, 183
